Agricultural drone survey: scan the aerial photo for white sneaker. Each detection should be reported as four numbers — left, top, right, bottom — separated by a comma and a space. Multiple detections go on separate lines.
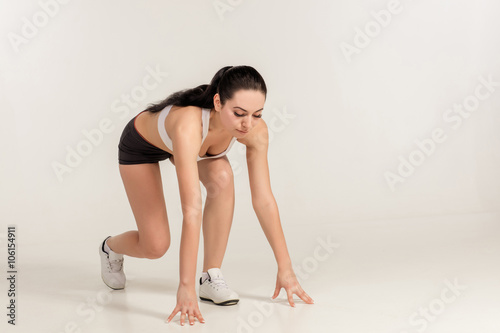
99, 236, 126, 290
199, 268, 239, 306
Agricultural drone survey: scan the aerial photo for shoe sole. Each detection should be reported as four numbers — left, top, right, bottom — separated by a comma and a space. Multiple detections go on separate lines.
199, 297, 239, 306
101, 274, 125, 290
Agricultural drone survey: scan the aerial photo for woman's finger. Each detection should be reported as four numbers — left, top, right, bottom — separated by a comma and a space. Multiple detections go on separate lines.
297, 289, 314, 304
166, 307, 179, 323
180, 311, 186, 326
271, 286, 281, 299
286, 289, 295, 307
195, 310, 205, 324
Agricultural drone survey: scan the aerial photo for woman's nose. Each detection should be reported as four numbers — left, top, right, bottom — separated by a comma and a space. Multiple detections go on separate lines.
242, 117, 250, 129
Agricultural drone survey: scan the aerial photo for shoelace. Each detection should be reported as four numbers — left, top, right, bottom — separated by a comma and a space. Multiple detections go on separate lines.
107, 257, 124, 273
209, 278, 229, 290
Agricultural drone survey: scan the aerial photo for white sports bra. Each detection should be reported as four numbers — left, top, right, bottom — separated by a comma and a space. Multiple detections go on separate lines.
157, 105, 237, 161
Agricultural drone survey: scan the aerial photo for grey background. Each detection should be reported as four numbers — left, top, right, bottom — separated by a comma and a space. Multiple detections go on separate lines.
0, 0, 499, 249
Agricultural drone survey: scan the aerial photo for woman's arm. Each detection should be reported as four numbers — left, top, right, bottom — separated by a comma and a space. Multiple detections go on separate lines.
166, 107, 205, 325
172, 119, 203, 286
244, 120, 314, 306
245, 120, 292, 270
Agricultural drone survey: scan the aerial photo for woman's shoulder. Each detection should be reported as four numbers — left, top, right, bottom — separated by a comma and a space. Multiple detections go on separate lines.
166, 105, 204, 134
168, 105, 203, 122
169, 105, 203, 115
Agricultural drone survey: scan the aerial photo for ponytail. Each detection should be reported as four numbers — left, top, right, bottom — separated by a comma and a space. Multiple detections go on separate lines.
145, 65, 266, 113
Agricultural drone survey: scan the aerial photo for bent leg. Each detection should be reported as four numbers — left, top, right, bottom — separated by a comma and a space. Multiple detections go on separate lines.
107, 163, 171, 259
198, 156, 235, 271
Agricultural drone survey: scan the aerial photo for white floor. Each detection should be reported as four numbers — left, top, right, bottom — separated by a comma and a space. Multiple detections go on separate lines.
2, 212, 499, 333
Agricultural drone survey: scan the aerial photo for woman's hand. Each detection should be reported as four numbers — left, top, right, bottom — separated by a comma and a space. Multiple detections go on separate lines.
272, 269, 314, 307
166, 285, 205, 325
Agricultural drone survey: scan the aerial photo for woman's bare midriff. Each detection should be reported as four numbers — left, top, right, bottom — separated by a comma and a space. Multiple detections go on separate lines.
134, 108, 234, 159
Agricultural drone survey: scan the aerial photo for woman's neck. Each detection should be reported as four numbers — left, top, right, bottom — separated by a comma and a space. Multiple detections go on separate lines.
209, 108, 229, 135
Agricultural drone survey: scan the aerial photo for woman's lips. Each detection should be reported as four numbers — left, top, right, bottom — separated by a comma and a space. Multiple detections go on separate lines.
237, 129, 248, 134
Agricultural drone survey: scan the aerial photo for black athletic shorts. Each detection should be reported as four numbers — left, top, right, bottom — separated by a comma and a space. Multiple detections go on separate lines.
118, 111, 172, 165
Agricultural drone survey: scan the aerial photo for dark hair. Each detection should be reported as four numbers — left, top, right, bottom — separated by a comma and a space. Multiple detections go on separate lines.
145, 65, 267, 113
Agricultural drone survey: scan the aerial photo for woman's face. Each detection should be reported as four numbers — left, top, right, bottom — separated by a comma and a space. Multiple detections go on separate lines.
215, 89, 266, 137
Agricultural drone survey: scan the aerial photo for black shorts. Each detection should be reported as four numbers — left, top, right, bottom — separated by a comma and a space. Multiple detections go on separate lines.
118, 111, 172, 165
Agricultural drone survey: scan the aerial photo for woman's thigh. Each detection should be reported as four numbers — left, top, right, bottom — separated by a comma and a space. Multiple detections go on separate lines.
119, 163, 170, 251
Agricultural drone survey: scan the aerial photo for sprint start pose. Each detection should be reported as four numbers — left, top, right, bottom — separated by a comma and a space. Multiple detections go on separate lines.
99, 65, 314, 326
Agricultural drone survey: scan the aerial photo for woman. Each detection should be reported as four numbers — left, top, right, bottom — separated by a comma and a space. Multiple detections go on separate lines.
98, 65, 314, 326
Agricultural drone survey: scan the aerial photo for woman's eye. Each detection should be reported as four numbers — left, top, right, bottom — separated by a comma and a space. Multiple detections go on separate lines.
233, 112, 262, 118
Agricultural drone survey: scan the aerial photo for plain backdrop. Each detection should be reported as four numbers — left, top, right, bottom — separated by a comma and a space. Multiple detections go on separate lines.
0, 1, 499, 331
1, 0, 499, 241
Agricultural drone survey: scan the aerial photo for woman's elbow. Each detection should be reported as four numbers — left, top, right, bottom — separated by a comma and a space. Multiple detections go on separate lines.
252, 195, 275, 211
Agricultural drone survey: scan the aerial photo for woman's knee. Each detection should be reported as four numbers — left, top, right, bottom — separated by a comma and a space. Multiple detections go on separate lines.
201, 161, 234, 197
140, 236, 170, 259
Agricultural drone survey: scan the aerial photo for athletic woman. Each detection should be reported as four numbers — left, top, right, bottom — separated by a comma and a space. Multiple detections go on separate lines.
98, 65, 314, 326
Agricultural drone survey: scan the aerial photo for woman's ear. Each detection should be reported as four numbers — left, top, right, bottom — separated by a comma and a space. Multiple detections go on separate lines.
213, 93, 222, 112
